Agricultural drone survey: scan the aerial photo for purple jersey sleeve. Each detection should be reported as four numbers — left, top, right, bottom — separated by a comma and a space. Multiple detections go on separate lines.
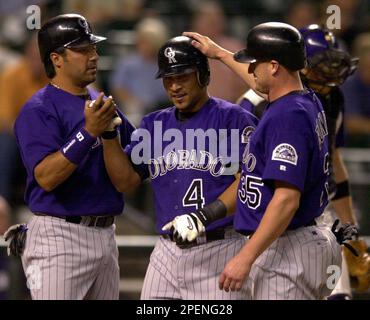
14, 106, 63, 176
239, 98, 255, 113
262, 109, 312, 192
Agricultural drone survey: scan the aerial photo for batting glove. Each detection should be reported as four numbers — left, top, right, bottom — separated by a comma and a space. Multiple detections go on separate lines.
331, 219, 359, 256
162, 213, 205, 243
105, 113, 122, 132
3, 223, 28, 257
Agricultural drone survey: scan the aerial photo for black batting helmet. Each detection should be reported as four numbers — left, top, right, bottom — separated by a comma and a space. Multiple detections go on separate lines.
38, 14, 106, 77
234, 22, 306, 71
156, 36, 210, 86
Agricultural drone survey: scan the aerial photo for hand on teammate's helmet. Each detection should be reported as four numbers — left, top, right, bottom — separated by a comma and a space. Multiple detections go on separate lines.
162, 213, 205, 243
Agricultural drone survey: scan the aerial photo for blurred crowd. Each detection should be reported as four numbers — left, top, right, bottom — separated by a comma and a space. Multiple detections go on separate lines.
0, 0, 370, 297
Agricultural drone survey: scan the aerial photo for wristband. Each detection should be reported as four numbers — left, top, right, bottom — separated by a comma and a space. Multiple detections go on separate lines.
243, 89, 265, 106
332, 180, 350, 200
102, 129, 118, 140
61, 127, 96, 165
195, 199, 227, 227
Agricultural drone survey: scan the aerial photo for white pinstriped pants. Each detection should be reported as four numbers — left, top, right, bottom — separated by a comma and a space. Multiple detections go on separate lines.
141, 228, 249, 300
21, 215, 120, 300
247, 225, 342, 300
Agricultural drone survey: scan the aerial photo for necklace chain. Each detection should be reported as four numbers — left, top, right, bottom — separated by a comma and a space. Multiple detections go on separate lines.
50, 82, 61, 89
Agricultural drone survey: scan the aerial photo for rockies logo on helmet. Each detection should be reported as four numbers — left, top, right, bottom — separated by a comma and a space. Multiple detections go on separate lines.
164, 47, 177, 64
78, 17, 90, 34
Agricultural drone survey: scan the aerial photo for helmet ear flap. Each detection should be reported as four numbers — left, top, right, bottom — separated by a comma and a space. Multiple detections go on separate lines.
197, 58, 210, 87
202, 68, 210, 86
196, 68, 210, 87
196, 70, 202, 87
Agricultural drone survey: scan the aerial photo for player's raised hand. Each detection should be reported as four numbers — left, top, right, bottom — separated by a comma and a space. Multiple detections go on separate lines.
88, 91, 104, 111
162, 213, 205, 243
219, 254, 251, 292
84, 93, 117, 137
182, 31, 229, 60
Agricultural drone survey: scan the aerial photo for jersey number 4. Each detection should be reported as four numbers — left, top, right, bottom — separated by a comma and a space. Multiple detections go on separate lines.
238, 174, 264, 209
182, 179, 205, 210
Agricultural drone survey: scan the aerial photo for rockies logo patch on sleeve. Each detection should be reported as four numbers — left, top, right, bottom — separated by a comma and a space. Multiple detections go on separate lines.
272, 143, 298, 165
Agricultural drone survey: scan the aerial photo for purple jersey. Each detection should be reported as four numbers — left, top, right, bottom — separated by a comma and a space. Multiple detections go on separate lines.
126, 97, 258, 233
14, 84, 135, 216
239, 98, 254, 114
235, 90, 330, 232
238, 90, 269, 120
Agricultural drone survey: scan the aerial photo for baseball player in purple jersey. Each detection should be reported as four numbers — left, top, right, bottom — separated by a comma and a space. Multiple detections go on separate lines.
9, 14, 135, 300
184, 23, 343, 300
238, 25, 361, 300
102, 36, 258, 299
299, 25, 361, 299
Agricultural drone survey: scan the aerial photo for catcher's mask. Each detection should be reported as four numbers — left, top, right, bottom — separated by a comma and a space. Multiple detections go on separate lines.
299, 24, 358, 87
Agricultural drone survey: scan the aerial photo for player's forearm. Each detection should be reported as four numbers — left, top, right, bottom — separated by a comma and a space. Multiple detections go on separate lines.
332, 148, 348, 182
218, 174, 240, 215
217, 50, 255, 89
331, 148, 357, 224
34, 152, 77, 192
102, 138, 141, 193
238, 186, 300, 265
331, 197, 357, 225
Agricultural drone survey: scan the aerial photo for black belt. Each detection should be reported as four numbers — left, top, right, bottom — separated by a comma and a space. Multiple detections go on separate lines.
35, 213, 115, 228
239, 219, 317, 237
161, 228, 226, 248
290, 219, 317, 230
238, 230, 254, 237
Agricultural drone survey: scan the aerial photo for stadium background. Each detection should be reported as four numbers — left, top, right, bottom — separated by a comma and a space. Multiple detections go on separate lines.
0, 0, 369, 299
